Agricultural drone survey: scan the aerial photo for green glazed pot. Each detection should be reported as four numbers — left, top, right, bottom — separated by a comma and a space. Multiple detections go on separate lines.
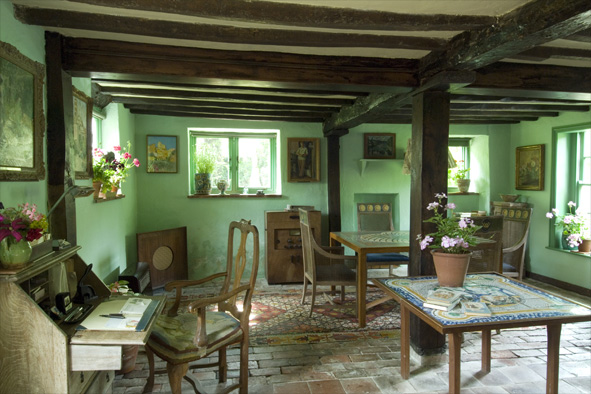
0, 238, 33, 269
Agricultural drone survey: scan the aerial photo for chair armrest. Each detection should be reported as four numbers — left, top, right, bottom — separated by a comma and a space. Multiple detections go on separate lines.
319, 245, 345, 254
165, 272, 228, 317
312, 243, 357, 263
502, 236, 528, 253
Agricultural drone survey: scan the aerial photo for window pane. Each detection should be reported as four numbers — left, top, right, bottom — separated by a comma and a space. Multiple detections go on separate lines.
195, 137, 230, 187
238, 138, 270, 188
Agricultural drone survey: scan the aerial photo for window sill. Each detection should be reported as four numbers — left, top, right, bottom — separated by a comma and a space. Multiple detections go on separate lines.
94, 195, 125, 203
188, 194, 283, 199
546, 246, 590, 258
448, 192, 479, 196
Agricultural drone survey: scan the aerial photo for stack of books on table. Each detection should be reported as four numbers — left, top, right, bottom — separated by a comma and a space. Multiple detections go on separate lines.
423, 288, 464, 311
461, 300, 492, 317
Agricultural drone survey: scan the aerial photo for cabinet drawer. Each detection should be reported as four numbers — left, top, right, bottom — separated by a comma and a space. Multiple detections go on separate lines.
86, 370, 114, 394
69, 370, 97, 394
71, 344, 121, 371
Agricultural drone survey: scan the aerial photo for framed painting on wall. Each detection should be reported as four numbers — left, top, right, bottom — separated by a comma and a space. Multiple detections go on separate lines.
287, 138, 320, 182
515, 144, 545, 190
364, 133, 396, 159
72, 86, 93, 179
147, 135, 178, 173
0, 41, 45, 181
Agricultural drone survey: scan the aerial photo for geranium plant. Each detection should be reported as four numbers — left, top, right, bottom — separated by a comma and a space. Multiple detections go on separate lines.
93, 142, 140, 191
416, 193, 481, 254
448, 160, 470, 182
546, 201, 589, 247
0, 203, 48, 244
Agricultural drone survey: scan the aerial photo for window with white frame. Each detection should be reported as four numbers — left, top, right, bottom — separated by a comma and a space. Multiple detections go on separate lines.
91, 109, 105, 149
447, 138, 471, 188
550, 124, 591, 247
189, 129, 278, 194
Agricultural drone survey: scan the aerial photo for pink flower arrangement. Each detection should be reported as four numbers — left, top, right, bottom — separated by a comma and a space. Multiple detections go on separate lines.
92, 141, 140, 190
416, 193, 481, 254
546, 201, 588, 247
0, 203, 48, 244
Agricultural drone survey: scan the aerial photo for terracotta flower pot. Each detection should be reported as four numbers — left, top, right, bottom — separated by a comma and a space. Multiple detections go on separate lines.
92, 181, 102, 199
456, 179, 470, 193
578, 239, 591, 253
431, 250, 472, 287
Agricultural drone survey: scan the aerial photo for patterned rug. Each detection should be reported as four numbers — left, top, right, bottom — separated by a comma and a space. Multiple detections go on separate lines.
159, 286, 401, 346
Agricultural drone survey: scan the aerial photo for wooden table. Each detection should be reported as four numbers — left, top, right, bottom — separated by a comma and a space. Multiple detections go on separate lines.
372, 273, 591, 394
329, 230, 409, 328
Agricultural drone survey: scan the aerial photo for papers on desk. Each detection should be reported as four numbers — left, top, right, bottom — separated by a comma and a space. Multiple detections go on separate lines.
76, 297, 158, 332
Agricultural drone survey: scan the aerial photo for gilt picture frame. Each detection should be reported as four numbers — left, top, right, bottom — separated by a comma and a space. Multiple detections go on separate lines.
0, 41, 45, 181
515, 144, 545, 190
364, 133, 396, 159
287, 138, 320, 182
147, 135, 178, 173
72, 86, 93, 179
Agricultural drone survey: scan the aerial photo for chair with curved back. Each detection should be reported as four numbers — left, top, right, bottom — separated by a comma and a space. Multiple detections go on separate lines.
299, 208, 358, 317
143, 219, 259, 394
499, 207, 533, 280
357, 203, 409, 276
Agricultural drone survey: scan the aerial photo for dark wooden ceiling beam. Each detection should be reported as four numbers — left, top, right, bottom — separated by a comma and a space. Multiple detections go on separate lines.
128, 108, 324, 122
109, 96, 341, 112
14, 6, 446, 51
420, 0, 591, 77
68, 0, 494, 31
61, 38, 418, 92
124, 104, 334, 118
450, 94, 591, 105
323, 70, 475, 133
565, 28, 591, 43
508, 46, 591, 62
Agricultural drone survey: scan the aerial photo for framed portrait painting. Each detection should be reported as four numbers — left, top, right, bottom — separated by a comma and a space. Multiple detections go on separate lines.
364, 133, 396, 159
515, 144, 544, 190
287, 138, 320, 182
147, 135, 178, 173
72, 86, 93, 179
0, 41, 45, 181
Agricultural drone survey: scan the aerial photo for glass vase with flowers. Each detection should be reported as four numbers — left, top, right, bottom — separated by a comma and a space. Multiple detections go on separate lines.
0, 203, 48, 268
416, 193, 481, 286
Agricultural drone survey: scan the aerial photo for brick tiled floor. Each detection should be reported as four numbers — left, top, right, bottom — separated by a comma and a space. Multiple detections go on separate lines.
113, 273, 591, 394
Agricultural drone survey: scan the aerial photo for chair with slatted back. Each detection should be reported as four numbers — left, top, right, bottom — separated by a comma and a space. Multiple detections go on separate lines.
499, 208, 533, 280
299, 208, 358, 317
143, 219, 259, 394
357, 203, 409, 276
468, 215, 503, 274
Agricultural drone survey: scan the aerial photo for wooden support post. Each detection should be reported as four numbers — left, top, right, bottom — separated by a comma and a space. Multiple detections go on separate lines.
45, 32, 77, 244
409, 90, 450, 354
326, 135, 343, 233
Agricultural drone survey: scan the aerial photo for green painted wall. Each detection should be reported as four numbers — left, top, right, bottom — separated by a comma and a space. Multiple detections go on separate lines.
509, 112, 591, 289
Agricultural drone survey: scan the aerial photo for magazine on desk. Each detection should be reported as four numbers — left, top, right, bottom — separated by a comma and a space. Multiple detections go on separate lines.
76, 297, 159, 331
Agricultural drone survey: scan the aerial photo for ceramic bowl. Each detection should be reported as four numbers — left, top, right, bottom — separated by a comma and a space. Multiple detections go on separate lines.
500, 194, 520, 202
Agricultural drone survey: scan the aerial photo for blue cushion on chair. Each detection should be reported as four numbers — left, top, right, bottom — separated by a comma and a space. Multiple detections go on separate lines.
366, 253, 409, 263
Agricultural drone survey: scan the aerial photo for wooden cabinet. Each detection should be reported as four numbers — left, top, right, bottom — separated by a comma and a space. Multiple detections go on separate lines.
0, 246, 164, 394
265, 210, 321, 284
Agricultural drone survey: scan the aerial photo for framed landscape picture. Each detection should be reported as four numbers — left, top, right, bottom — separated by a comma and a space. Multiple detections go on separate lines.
515, 144, 544, 190
72, 86, 93, 179
147, 135, 178, 173
364, 133, 396, 159
0, 41, 45, 181
287, 138, 320, 182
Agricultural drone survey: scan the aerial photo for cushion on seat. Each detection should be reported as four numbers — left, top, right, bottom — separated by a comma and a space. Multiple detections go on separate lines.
366, 252, 409, 263
148, 311, 241, 364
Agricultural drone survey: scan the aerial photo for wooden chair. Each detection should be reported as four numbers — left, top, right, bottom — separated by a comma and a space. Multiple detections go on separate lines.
299, 208, 357, 317
143, 219, 259, 394
499, 208, 533, 280
467, 215, 503, 273
357, 203, 409, 276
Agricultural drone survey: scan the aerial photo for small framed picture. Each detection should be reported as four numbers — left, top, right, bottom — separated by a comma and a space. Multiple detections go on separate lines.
364, 133, 396, 159
287, 138, 320, 182
515, 144, 544, 190
72, 86, 93, 179
147, 135, 178, 173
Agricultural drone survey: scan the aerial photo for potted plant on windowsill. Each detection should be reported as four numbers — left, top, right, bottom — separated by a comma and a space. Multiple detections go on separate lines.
546, 201, 590, 252
194, 146, 216, 195
93, 143, 140, 199
417, 193, 481, 287
448, 160, 470, 193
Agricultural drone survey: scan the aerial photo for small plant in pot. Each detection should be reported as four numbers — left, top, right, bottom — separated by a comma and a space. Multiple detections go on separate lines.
546, 201, 590, 252
448, 160, 470, 192
417, 193, 481, 287
194, 146, 216, 195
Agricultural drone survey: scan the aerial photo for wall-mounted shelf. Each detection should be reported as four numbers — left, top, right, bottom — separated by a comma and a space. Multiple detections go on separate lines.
359, 159, 403, 176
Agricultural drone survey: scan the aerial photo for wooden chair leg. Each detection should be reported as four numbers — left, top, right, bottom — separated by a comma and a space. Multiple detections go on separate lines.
340, 286, 345, 302
219, 347, 227, 383
301, 278, 308, 304
309, 283, 317, 317
143, 346, 155, 394
166, 362, 188, 394
239, 332, 249, 394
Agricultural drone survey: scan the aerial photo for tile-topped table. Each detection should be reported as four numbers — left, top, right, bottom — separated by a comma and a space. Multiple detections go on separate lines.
372, 273, 591, 394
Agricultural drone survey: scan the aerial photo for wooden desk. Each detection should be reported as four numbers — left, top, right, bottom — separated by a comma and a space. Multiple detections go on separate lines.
372, 273, 591, 394
329, 230, 409, 328
0, 246, 165, 393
